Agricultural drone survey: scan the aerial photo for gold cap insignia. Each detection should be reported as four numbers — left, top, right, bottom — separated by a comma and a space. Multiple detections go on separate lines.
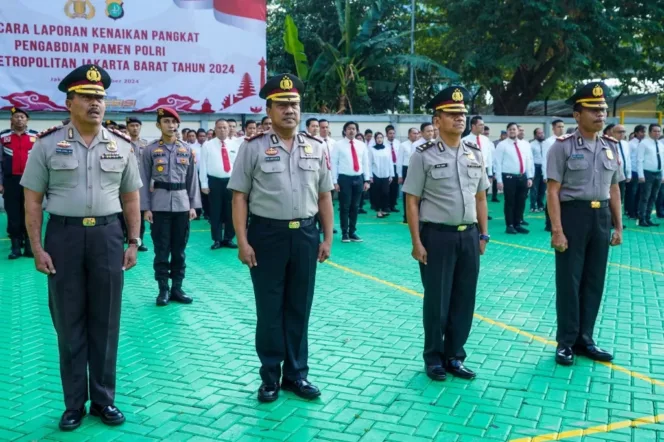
157, 109, 164, 116
452, 88, 464, 102
11, 107, 16, 113
592, 84, 603, 97
280, 76, 294, 90
86, 66, 102, 82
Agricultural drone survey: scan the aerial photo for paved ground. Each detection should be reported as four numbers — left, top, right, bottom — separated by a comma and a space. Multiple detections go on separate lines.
0, 200, 663, 442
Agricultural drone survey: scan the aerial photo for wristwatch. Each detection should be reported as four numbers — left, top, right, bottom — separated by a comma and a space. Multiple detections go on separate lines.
128, 238, 142, 247
479, 234, 490, 243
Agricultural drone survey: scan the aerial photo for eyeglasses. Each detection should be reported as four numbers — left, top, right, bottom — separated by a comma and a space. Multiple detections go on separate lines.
616, 130, 626, 134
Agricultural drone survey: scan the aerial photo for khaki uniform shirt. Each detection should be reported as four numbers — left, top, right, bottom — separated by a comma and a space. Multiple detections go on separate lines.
140, 139, 201, 212
546, 131, 623, 202
403, 138, 490, 225
20, 124, 142, 217
228, 131, 334, 220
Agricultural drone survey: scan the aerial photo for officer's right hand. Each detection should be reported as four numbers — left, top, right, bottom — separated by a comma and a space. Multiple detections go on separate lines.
551, 231, 568, 253
334, 184, 340, 192
639, 177, 646, 183
398, 177, 403, 185
239, 243, 257, 268
202, 188, 210, 195
34, 250, 56, 275
411, 242, 427, 265
497, 182, 504, 191
144, 210, 153, 223
0, 184, 3, 194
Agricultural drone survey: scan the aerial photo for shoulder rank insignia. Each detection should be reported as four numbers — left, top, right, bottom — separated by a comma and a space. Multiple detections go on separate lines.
245, 132, 266, 142
296, 133, 305, 144
416, 141, 434, 152
270, 134, 279, 146
36, 125, 63, 139
463, 140, 480, 150
557, 133, 574, 141
437, 141, 445, 152
602, 134, 618, 144
302, 133, 323, 144
108, 127, 131, 142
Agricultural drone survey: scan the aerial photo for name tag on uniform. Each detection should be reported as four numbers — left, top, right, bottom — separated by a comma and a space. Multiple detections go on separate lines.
176, 152, 189, 158
571, 154, 584, 159
101, 153, 123, 160
265, 156, 281, 162
467, 164, 482, 168
434, 163, 448, 168
55, 148, 73, 155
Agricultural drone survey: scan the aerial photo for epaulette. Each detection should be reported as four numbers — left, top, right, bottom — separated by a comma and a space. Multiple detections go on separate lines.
36, 125, 62, 139
28, 129, 39, 135
302, 133, 324, 144
108, 127, 131, 143
602, 134, 618, 144
416, 141, 434, 152
557, 133, 574, 141
0, 129, 10, 136
245, 133, 267, 142
463, 140, 480, 150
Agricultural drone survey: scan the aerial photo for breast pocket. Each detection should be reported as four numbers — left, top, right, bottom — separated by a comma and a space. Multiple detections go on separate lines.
259, 161, 286, 187
429, 166, 453, 180
566, 159, 590, 184
466, 166, 483, 191
100, 159, 125, 189
153, 159, 169, 177
602, 158, 619, 183
49, 157, 79, 188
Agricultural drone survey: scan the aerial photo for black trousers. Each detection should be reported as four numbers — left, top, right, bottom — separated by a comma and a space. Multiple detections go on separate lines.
420, 223, 479, 366
248, 217, 319, 384
389, 165, 399, 208
556, 202, 611, 348
208, 176, 235, 243
657, 184, 664, 216
338, 174, 364, 235
3, 175, 27, 240
619, 181, 626, 207
199, 177, 210, 218
529, 165, 545, 210
625, 172, 640, 217
151, 211, 190, 282
45, 216, 124, 409
401, 166, 409, 221
491, 179, 499, 201
502, 173, 528, 227
638, 171, 662, 220
373, 175, 390, 212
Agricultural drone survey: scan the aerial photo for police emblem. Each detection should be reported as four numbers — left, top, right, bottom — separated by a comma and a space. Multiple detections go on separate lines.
86, 66, 102, 82
606, 150, 614, 160
280, 76, 294, 90
157, 165, 164, 172
466, 151, 476, 161
64, 0, 95, 19
105, 0, 124, 20
265, 147, 278, 156
303, 144, 313, 154
107, 141, 118, 152
592, 84, 603, 97
452, 88, 464, 102
157, 109, 164, 116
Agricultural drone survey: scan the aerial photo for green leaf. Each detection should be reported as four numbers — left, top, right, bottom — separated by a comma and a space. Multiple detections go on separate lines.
283, 15, 309, 80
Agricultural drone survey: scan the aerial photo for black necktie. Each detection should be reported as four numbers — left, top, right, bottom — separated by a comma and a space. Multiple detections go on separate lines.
619, 142, 626, 176
657, 140, 661, 171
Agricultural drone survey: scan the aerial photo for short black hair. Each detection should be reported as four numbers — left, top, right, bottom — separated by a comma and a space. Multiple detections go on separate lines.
182, 128, 191, 135
506, 122, 518, 129
649, 124, 661, 133
603, 124, 615, 135
408, 127, 418, 135
385, 125, 395, 133
484, 125, 490, 131
319, 119, 329, 125
245, 120, 256, 128
364, 129, 373, 135
197, 128, 207, 134
261, 116, 270, 124
227, 119, 237, 124
306, 118, 319, 128
214, 118, 227, 125
420, 122, 432, 131
470, 116, 483, 126
533, 127, 543, 137
552, 119, 564, 126
343, 121, 359, 134
573, 103, 584, 113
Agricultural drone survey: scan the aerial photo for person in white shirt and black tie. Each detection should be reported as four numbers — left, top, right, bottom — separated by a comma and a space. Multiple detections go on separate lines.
607, 124, 631, 215
368, 132, 395, 218
397, 128, 419, 222
494, 122, 534, 233
530, 128, 547, 212
385, 125, 400, 212
541, 119, 565, 232
331, 121, 371, 242
200, 119, 239, 248
626, 125, 646, 218
636, 124, 663, 227
462, 116, 494, 220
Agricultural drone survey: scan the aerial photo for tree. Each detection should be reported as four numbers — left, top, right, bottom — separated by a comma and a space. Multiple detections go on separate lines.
420, 0, 664, 115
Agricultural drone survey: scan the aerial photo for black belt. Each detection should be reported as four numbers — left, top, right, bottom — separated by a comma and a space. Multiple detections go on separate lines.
561, 200, 609, 209
250, 215, 315, 229
49, 214, 119, 227
422, 222, 477, 232
153, 182, 187, 191
502, 173, 526, 179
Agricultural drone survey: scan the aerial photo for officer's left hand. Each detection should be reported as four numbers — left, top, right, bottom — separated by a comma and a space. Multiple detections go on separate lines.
363, 182, 370, 191
479, 239, 487, 255
317, 241, 331, 263
527, 179, 533, 188
0, 184, 3, 194
189, 208, 197, 220
610, 229, 623, 246
123, 246, 138, 271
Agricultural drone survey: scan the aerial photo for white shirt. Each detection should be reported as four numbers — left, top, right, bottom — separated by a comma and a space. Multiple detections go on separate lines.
629, 138, 641, 173
322, 136, 336, 157
199, 137, 239, 188
541, 136, 556, 180
397, 140, 414, 177
530, 139, 546, 165
369, 146, 396, 179
616, 140, 631, 181
386, 138, 400, 169
462, 133, 494, 176
637, 137, 663, 177
494, 138, 535, 182
331, 138, 371, 184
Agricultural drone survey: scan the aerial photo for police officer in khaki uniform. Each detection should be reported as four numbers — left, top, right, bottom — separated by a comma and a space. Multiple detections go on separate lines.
229, 74, 334, 403
125, 116, 149, 251
141, 107, 201, 306
20, 64, 142, 431
403, 86, 490, 381
546, 82, 623, 366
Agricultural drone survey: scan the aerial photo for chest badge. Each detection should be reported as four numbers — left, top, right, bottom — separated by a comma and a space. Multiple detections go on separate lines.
29, 136, 36, 143
107, 141, 118, 152
466, 151, 476, 161
57, 141, 71, 148
157, 165, 165, 172
606, 150, 614, 160
177, 147, 188, 153
265, 147, 278, 156
303, 144, 313, 154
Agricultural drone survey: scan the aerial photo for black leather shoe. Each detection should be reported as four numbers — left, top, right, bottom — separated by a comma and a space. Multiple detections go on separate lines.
8, 239, 21, 260
446, 359, 476, 379
574, 344, 613, 362
515, 226, 530, 234
390, 207, 400, 213
487, 215, 493, 220
90, 403, 125, 426
170, 285, 193, 304
647, 220, 660, 227
156, 280, 170, 306
222, 240, 239, 249
137, 245, 148, 252
506, 226, 518, 234
211, 241, 222, 250
258, 383, 280, 403
520, 220, 530, 226
349, 233, 363, 243
425, 365, 446, 381
59, 407, 86, 431
281, 379, 321, 399
358, 209, 368, 214
333, 229, 338, 234
638, 219, 651, 227
555, 346, 574, 366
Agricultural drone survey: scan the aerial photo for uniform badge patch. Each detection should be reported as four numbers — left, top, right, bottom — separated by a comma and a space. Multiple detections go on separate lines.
154, 148, 164, 153
265, 147, 278, 156
265, 156, 281, 162
1, 136, 10, 143
437, 141, 445, 152
57, 141, 71, 148
107, 141, 118, 152
178, 158, 188, 164
156, 165, 165, 172
55, 148, 73, 155
68, 128, 75, 140
303, 144, 313, 154
466, 151, 476, 161
606, 150, 614, 160
177, 147, 187, 153
270, 134, 279, 146
577, 137, 583, 146
29, 137, 36, 143
571, 154, 584, 159
156, 158, 167, 164
434, 163, 448, 168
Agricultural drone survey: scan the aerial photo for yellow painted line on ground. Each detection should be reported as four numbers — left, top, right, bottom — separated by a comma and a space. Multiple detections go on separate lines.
324, 260, 664, 389
509, 413, 664, 442
0, 238, 8, 242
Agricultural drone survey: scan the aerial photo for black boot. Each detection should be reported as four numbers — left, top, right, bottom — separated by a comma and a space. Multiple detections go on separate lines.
156, 280, 170, 307
23, 240, 34, 258
8, 239, 21, 260
170, 281, 193, 304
